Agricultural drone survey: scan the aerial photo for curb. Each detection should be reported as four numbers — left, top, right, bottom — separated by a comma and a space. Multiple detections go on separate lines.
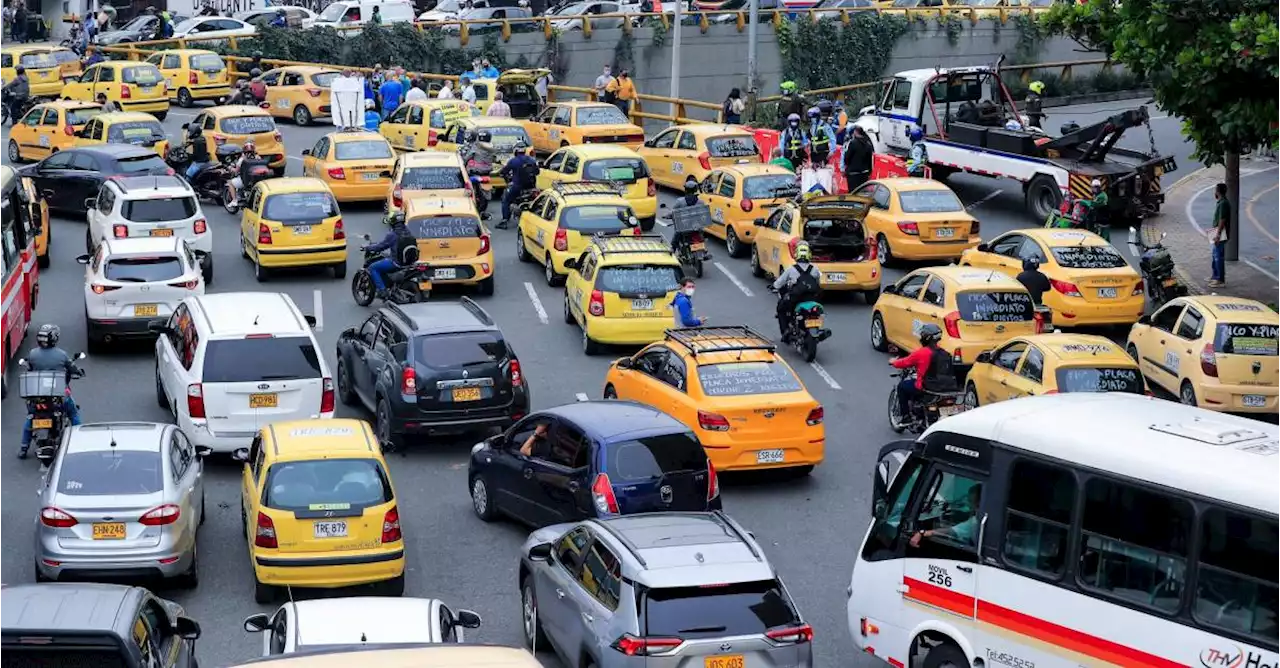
1041, 88, 1153, 110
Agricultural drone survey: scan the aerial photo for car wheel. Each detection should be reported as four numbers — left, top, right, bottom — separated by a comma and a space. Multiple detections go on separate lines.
34, 563, 50, 583
964, 383, 980, 409
725, 227, 744, 258
544, 255, 563, 286
176, 544, 199, 589
922, 643, 968, 668
862, 287, 880, 303
293, 105, 312, 126
563, 293, 575, 324
521, 580, 548, 649
7, 139, 21, 163
155, 363, 169, 410
870, 312, 889, 352
603, 384, 617, 399
201, 255, 213, 285
749, 244, 764, 277
380, 574, 405, 597
154, 111, 168, 122
240, 232, 250, 259
37, 238, 50, 268
86, 324, 104, 354
1126, 343, 1140, 361
515, 232, 531, 262
332, 261, 347, 280
876, 234, 893, 267
471, 475, 497, 522
1180, 380, 1198, 406
476, 276, 494, 296
582, 328, 602, 356
336, 359, 357, 406
177, 87, 194, 108
254, 258, 268, 282
254, 579, 276, 604
1025, 174, 1062, 221
376, 397, 404, 452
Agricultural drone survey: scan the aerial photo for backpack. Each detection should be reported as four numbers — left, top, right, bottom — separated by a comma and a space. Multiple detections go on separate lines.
792, 264, 820, 299
393, 232, 418, 266
602, 79, 618, 104
518, 158, 539, 188
924, 347, 958, 392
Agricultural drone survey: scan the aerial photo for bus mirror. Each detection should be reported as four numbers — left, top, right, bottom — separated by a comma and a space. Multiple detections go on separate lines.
872, 443, 912, 519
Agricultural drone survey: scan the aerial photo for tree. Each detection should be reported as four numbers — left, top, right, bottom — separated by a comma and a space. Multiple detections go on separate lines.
1042, 0, 1278, 262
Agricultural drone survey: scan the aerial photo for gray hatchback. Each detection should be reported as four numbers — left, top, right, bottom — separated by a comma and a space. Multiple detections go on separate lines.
518, 511, 813, 668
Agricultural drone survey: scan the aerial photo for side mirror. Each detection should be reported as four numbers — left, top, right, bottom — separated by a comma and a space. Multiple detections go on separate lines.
76, 129, 88, 138
300, 149, 310, 156
614, 356, 633, 370
362, 233, 372, 241
562, 258, 577, 270
1137, 314, 1151, 325
242, 613, 270, 633
231, 447, 250, 462
882, 284, 898, 295
872, 444, 912, 520
455, 609, 482, 629
304, 315, 317, 327
147, 322, 173, 335
175, 617, 201, 641
975, 350, 992, 364
76, 254, 91, 265
341, 326, 357, 338
195, 445, 213, 458
75, 352, 88, 361
181, 123, 190, 130
528, 542, 552, 562
84, 197, 97, 210
643, 138, 655, 147
976, 242, 990, 253
379, 169, 392, 178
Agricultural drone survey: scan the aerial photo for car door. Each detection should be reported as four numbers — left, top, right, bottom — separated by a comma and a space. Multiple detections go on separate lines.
14, 107, 45, 157
92, 65, 117, 101
616, 346, 670, 406
364, 317, 401, 400
381, 104, 410, 149
500, 416, 559, 525
1135, 302, 1185, 392
976, 340, 1025, 404
669, 129, 699, 182
1170, 305, 1207, 390
154, 52, 183, 95
536, 148, 570, 190
880, 77, 916, 151
883, 272, 931, 348
549, 105, 573, 149
534, 420, 590, 522
642, 128, 679, 186
35, 108, 62, 159
753, 208, 785, 275
300, 136, 328, 177
708, 172, 737, 240
572, 533, 622, 662
347, 314, 382, 406
31, 151, 76, 201
167, 430, 199, 547
520, 194, 551, 253
644, 352, 690, 420
565, 249, 593, 324
537, 527, 589, 657
1011, 344, 1047, 398
972, 233, 1026, 275
915, 274, 947, 338
66, 64, 98, 101
241, 434, 267, 540
68, 151, 104, 205
261, 69, 289, 118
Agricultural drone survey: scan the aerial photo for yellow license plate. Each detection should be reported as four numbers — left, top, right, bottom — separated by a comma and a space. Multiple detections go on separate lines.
92, 523, 126, 540
134, 304, 158, 317
31, 418, 53, 429
249, 392, 278, 408
419, 281, 433, 291
805, 318, 824, 328
690, 242, 706, 251
150, 229, 174, 237
452, 387, 482, 402
705, 656, 744, 668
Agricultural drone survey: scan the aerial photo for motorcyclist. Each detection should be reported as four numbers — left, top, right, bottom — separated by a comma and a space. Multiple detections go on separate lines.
1083, 178, 1109, 229
906, 126, 928, 177
225, 79, 254, 106
363, 99, 381, 131
364, 211, 420, 300
498, 143, 539, 230
225, 139, 269, 208
18, 324, 83, 459
1016, 258, 1051, 305
3, 66, 31, 118
248, 68, 267, 103
270, 8, 288, 27
806, 107, 836, 167
777, 81, 805, 130
771, 241, 822, 338
463, 130, 497, 178
1025, 80, 1045, 129
183, 124, 213, 181
779, 113, 809, 167
889, 323, 947, 425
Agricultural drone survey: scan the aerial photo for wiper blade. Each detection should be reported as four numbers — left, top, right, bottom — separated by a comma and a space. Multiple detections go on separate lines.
256, 374, 300, 380
678, 626, 727, 634
112, 277, 147, 282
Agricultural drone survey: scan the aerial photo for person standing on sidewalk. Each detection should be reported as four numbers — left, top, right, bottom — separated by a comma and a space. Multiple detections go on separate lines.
1209, 182, 1230, 287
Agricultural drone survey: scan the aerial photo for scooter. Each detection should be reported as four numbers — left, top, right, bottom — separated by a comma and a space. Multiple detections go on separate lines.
468, 167, 492, 212
887, 367, 966, 435
660, 201, 712, 279
17, 353, 87, 468
222, 159, 273, 215
1128, 226, 1187, 309
166, 144, 241, 205
351, 234, 434, 306
770, 286, 831, 362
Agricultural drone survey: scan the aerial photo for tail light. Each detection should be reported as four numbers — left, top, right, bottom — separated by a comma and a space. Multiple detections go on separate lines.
647, 179, 656, 197
381, 506, 402, 543
509, 358, 523, 387
427, 131, 439, 147
392, 187, 403, 208
591, 473, 619, 515
187, 383, 205, 418
259, 102, 271, 109
697, 410, 730, 431
212, 134, 226, 146
698, 151, 712, 170
553, 228, 568, 251
320, 377, 335, 413
787, 237, 800, 259
478, 233, 490, 255
40, 507, 78, 528
257, 223, 272, 244
193, 218, 207, 234
188, 71, 198, 84
327, 167, 346, 180
1050, 278, 1082, 297
689, 231, 704, 244
612, 634, 682, 656
168, 279, 200, 290
1132, 280, 1144, 296
63, 124, 74, 136
333, 218, 345, 241
897, 221, 919, 235
943, 311, 962, 339
707, 459, 719, 501
254, 512, 277, 548
588, 289, 605, 316
272, 131, 283, 142
866, 237, 877, 260
401, 366, 417, 394
306, 87, 322, 97
1200, 342, 1218, 377
138, 504, 181, 526
1043, 389, 1059, 395
766, 624, 814, 644
971, 219, 980, 235
740, 198, 753, 212
120, 84, 131, 99
91, 284, 121, 294
113, 224, 128, 238
806, 406, 824, 425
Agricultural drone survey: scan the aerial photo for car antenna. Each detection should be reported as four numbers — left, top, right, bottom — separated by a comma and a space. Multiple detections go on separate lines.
360, 632, 367, 643
253, 313, 260, 326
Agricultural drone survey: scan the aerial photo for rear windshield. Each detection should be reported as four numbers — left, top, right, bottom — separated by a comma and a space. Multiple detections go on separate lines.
121, 197, 197, 223
744, 175, 799, 200
201, 336, 322, 383
57, 451, 163, 496
262, 192, 338, 222
706, 135, 760, 159
264, 458, 392, 511
605, 432, 706, 482
65, 107, 105, 126
1050, 245, 1127, 269
583, 158, 649, 183
480, 125, 532, 147
53, 49, 82, 64
20, 52, 57, 68
955, 291, 1034, 322
596, 265, 680, 296
1215, 324, 1279, 356
219, 115, 276, 134
115, 154, 169, 174
561, 205, 631, 233
1055, 367, 1144, 394
697, 361, 803, 397
576, 106, 629, 126
335, 140, 393, 161
402, 166, 466, 190
104, 256, 183, 282
407, 215, 480, 239
121, 66, 163, 85
414, 332, 505, 370
643, 580, 800, 639
898, 189, 964, 213
310, 72, 339, 87
106, 121, 165, 144
189, 53, 224, 71
0, 650, 128, 667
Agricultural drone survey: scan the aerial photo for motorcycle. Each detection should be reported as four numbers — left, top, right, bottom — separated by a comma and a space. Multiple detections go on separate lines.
770, 286, 831, 362
2, 91, 37, 126
17, 353, 87, 468
659, 202, 712, 279
222, 159, 274, 215
887, 367, 967, 435
351, 234, 434, 306
468, 167, 492, 212
166, 144, 241, 205
1128, 226, 1187, 308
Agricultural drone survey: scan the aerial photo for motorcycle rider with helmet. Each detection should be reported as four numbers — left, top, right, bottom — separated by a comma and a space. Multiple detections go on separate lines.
3, 66, 30, 122
890, 323, 952, 425
771, 241, 823, 338
225, 139, 269, 208
183, 124, 213, 181
363, 211, 419, 300
1016, 257, 1051, 305
18, 324, 83, 459
906, 126, 928, 177
780, 113, 809, 167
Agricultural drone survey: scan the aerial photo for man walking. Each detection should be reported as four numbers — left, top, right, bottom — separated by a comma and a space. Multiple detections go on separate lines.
1209, 182, 1230, 287
842, 126, 873, 191
593, 65, 612, 101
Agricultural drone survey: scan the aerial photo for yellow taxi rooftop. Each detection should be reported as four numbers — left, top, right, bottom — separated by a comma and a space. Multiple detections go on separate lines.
327, 128, 386, 141
283, 65, 340, 75
206, 105, 271, 117
549, 181, 628, 200
460, 116, 527, 128
663, 325, 778, 362
97, 111, 163, 124
590, 234, 679, 263
1187, 295, 1278, 323
722, 162, 793, 177
40, 100, 102, 112
265, 419, 377, 458
1025, 227, 1110, 247
260, 177, 329, 193
399, 151, 466, 167
674, 123, 756, 138
404, 195, 478, 217
563, 144, 642, 159
1031, 333, 1131, 363
885, 177, 953, 192
930, 265, 1025, 288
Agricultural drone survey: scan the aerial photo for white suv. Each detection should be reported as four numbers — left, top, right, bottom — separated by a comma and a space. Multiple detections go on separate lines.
78, 237, 205, 352
152, 292, 334, 452
86, 175, 214, 284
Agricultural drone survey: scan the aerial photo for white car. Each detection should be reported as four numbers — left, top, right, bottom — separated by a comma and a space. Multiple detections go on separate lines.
78, 237, 205, 352
86, 175, 213, 283
153, 291, 333, 453
242, 598, 482, 655
171, 16, 257, 41
234, 7, 317, 28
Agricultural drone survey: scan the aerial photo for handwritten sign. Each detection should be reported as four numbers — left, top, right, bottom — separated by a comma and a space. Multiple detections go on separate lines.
1219, 324, 1279, 356
263, 192, 337, 221
403, 166, 466, 190
1060, 343, 1116, 355
1051, 246, 1126, 269
707, 135, 760, 158
669, 203, 713, 233
956, 291, 1033, 322
577, 106, 629, 126
1056, 367, 1142, 394
597, 266, 680, 296
1213, 302, 1267, 313
408, 215, 480, 239
220, 115, 276, 135
697, 361, 803, 397
108, 122, 163, 144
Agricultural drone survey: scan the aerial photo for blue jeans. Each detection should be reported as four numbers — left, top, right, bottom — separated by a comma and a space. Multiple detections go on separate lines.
368, 257, 396, 292
502, 186, 522, 222
896, 378, 918, 419
1211, 240, 1226, 281
22, 395, 81, 449
186, 160, 212, 180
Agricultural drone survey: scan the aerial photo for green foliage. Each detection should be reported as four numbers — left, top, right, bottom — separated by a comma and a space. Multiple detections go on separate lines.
612, 28, 634, 72
648, 17, 669, 48
1005, 66, 1146, 99
776, 13, 908, 93
941, 14, 963, 46
542, 28, 569, 84
1010, 13, 1045, 63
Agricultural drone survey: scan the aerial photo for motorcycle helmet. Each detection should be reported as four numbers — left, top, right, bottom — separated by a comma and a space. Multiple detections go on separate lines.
1060, 121, 1080, 135
242, 139, 256, 155
793, 240, 812, 263
275, 7, 285, 14
36, 323, 60, 348
806, 107, 820, 121
786, 113, 801, 126
249, 67, 262, 79
817, 99, 834, 116
1028, 80, 1045, 95
187, 124, 203, 139
387, 211, 406, 226
465, 130, 477, 143
1022, 258, 1040, 272
683, 176, 699, 195
908, 127, 923, 142
918, 323, 943, 346
1091, 178, 1103, 192
15, 66, 25, 76
477, 130, 492, 143
780, 81, 797, 94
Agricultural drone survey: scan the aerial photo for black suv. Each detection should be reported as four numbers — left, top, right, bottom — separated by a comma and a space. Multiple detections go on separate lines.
2, 583, 202, 668
336, 298, 530, 447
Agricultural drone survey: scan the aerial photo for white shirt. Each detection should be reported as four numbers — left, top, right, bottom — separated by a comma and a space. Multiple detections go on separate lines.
436, 86, 454, 99
405, 87, 427, 102
461, 85, 477, 104
593, 73, 611, 95
535, 75, 550, 98
486, 100, 511, 117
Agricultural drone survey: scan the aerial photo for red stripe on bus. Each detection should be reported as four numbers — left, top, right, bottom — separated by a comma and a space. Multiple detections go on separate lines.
904, 577, 975, 617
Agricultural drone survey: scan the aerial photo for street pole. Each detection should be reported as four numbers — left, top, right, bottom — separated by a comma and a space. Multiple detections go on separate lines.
746, 0, 759, 121
1225, 151, 1240, 262
671, 0, 683, 119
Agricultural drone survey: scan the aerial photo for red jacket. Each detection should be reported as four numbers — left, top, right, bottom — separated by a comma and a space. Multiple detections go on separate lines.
891, 347, 933, 389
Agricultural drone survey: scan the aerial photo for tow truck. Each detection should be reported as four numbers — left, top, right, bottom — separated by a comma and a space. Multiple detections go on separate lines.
853, 64, 1177, 224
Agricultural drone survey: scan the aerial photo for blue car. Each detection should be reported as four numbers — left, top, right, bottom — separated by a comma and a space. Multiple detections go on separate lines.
467, 400, 721, 527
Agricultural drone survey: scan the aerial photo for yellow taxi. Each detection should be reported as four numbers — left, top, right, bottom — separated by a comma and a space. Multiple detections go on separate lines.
562, 234, 681, 354
240, 177, 348, 282
960, 228, 1145, 327
535, 144, 657, 228
260, 66, 340, 126
47, 46, 83, 82
11, 170, 50, 267
232, 418, 405, 604
380, 99, 477, 152
964, 333, 1145, 408
871, 266, 1038, 365
433, 116, 534, 189
301, 130, 395, 203
848, 178, 981, 265
6, 100, 104, 162
699, 162, 797, 257
603, 325, 825, 474
144, 48, 231, 108
385, 151, 470, 214
638, 123, 762, 189
60, 60, 170, 120
188, 105, 287, 176
515, 182, 640, 286
523, 101, 645, 154
469, 68, 549, 117
1126, 295, 1278, 412
2, 46, 62, 97
403, 195, 495, 295
751, 193, 882, 302
73, 112, 170, 157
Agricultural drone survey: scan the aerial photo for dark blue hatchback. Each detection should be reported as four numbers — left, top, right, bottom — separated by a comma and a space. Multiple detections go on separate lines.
467, 400, 721, 527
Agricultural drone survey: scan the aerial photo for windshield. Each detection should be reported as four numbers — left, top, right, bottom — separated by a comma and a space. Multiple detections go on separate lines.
706, 135, 759, 159
19, 52, 57, 69
107, 121, 165, 145
576, 106, 629, 126
414, 332, 505, 370
551, 3, 590, 14
480, 125, 533, 148
335, 140, 393, 161
116, 154, 168, 174
407, 215, 480, 239
318, 3, 347, 21
432, 0, 461, 11
596, 265, 680, 296
606, 433, 707, 481
220, 115, 276, 135
744, 175, 799, 200
65, 107, 105, 126
190, 53, 225, 71
560, 205, 631, 233
264, 458, 392, 511
57, 451, 163, 496
120, 16, 152, 31
583, 158, 649, 183
697, 361, 803, 397
202, 337, 322, 383
1050, 245, 1127, 269
262, 192, 338, 222
311, 72, 339, 88
1055, 367, 1145, 394
643, 580, 800, 639
121, 66, 163, 85
401, 167, 466, 190
173, 18, 200, 32
105, 256, 184, 282
898, 189, 964, 213
121, 197, 196, 223
955, 291, 1034, 322
1215, 324, 1279, 356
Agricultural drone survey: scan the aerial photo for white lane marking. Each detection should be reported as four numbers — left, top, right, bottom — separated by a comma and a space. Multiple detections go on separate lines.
312, 289, 324, 332
575, 392, 589, 402
809, 361, 842, 390
966, 189, 1004, 211
1183, 169, 1280, 282
657, 219, 671, 227
714, 261, 753, 297
288, 155, 303, 162
524, 281, 549, 324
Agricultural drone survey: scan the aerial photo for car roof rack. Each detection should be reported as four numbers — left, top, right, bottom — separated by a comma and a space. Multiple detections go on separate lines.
590, 233, 669, 254
111, 174, 184, 194
550, 182, 622, 197
590, 519, 648, 567
590, 511, 763, 568
713, 510, 763, 561
664, 326, 776, 356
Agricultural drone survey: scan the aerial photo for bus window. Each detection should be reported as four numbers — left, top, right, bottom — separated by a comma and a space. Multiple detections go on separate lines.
1002, 459, 1077, 577
861, 457, 924, 561
1193, 508, 1278, 641
908, 472, 983, 558
2, 210, 21, 278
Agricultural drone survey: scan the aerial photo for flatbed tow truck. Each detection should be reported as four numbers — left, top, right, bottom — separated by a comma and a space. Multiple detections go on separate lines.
853, 64, 1178, 225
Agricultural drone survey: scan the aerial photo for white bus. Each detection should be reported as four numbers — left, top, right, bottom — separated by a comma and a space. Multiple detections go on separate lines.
847, 392, 1278, 668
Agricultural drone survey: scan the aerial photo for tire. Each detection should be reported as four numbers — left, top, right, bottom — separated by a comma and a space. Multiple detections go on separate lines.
7, 139, 21, 163
240, 232, 249, 259
862, 287, 880, 304
201, 255, 214, 285
351, 271, 375, 306
1025, 174, 1062, 221
964, 382, 980, 409
154, 111, 167, 122
222, 194, 239, 215
603, 384, 617, 399
582, 328, 602, 356
336, 359, 357, 406
177, 87, 194, 108
37, 248, 50, 269
692, 259, 704, 279
293, 105, 312, 126
85, 228, 94, 255
155, 363, 169, 410
1126, 343, 1139, 361
254, 579, 276, 604
563, 293, 575, 324
86, 329, 104, 354
376, 398, 404, 452
544, 255, 563, 287
471, 475, 497, 522
887, 386, 906, 434
725, 227, 744, 258
515, 231, 531, 262
380, 574, 405, 597
175, 545, 199, 589
922, 643, 969, 668
332, 261, 347, 280
272, 166, 286, 178
253, 258, 268, 282
521, 580, 549, 650
801, 335, 817, 363
1180, 380, 1198, 406
476, 276, 494, 296
876, 234, 893, 267
870, 312, 889, 352
749, 244, 764, 278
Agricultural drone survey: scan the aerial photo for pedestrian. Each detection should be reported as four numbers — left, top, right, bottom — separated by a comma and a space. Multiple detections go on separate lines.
769, 146, 795, 173
470, 58, 483, 80
98, 3, 116, 31
362, 71, 377, 107
460, 75, 477, 105
1025, 80, 1045, 129
404, 78, 428, 101
842, 126, 873, 191
83, 10, 98, 45
486, 90, 511, 117
1209, 182, 1230, 287
364, 99, 381, 130
378, 69, 403, 118
479, 58, 499, 78
370, 65, 385, 89
606, 69, 636, 117
437, 79, 454, 99
593, 64, 612, 101
670, 278, 705, 328
13, 1, 27, 43
84, 46, 105, 67
370, 5, 382, 24
534, 71, 551, 104
723, 87, 744, 124
397, 67, 410, 91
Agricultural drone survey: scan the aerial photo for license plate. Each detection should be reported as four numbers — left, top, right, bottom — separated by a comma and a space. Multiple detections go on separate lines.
141, 86, 154, 93
756, 449, 785, 464
826, 272, 846, 283
632, 299, 653, 310
249, 392, 278, 408
452, 386, 482, 402
434, 268, 457, 280
92, 523, 126, 540
293, 225, 312, 235
1097, 287, 1118, 298
805, 318, 824, 328
705, 657, 745, 668
361, 172, 381, 181
935, 227, 955, 238
690, 242, 706, 251
939, 404, 967, 417
1162, 277, 1178, 287
1243, 394, 1267, 407
31, 418, 53, 429
313, 521, 348, 538
419, 280, 433, 291
149, 228, 174, 237
133, 304, 158, 317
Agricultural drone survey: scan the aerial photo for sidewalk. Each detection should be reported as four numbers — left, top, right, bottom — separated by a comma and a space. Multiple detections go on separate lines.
1144, 161, 1280, 308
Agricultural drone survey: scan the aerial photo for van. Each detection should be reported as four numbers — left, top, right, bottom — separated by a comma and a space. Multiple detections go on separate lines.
312, 0, 416, 29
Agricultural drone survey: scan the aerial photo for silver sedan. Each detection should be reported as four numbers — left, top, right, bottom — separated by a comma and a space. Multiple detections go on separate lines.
35, 422, 211, 586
